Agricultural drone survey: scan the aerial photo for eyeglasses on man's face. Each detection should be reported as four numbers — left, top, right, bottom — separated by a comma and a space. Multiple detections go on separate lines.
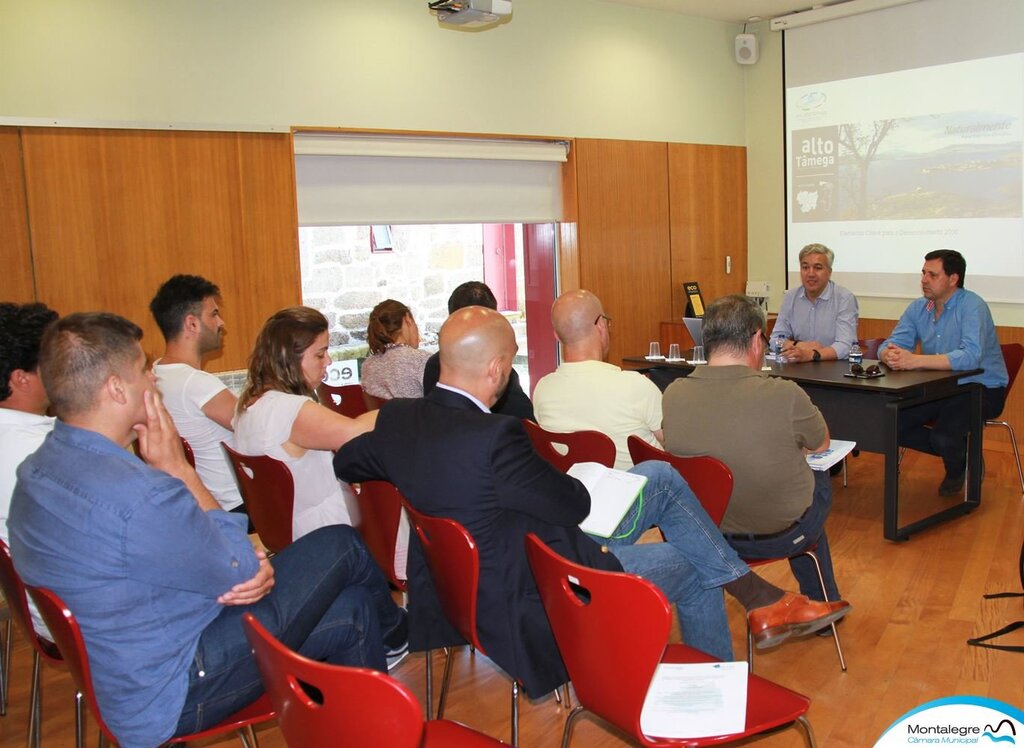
594, 314, 612, 328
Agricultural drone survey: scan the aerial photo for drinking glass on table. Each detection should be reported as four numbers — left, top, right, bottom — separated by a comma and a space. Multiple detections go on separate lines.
667, 343, 681, 360
692, 345, 705, 363
648, 341, 662, 358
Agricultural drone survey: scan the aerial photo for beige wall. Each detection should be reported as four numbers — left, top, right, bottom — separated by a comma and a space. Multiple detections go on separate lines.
0, 0, 745, 145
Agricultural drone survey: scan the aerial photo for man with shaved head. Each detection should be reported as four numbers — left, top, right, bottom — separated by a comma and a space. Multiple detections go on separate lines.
534, 289, 663, 469
335, 306, 850, 701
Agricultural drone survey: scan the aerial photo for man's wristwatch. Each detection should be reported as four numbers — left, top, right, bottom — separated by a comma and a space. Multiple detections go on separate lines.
812, 349, 821, 362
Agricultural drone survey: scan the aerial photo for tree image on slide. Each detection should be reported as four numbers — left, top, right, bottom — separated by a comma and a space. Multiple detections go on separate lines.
839, 120, 897, 219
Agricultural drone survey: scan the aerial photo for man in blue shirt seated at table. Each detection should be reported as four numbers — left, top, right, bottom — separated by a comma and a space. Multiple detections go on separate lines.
9, 312, 406, 747
773, 243, 859, 363
879, 249, 1008, 495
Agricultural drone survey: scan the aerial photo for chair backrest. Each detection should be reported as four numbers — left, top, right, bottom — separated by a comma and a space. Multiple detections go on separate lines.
26, 586, 119, 742
242, 613, 425, 747
401, 500, 483, 653
363, 390, 384, 412
524, 534, 670, 737
221, 442, 295, 553
626, 435, 733, 526
1000, 343, 1024, 395
521, 420, 616, 473
354, 481, 407, 590
0, 540, 62, 664
317, 383, 370, 419
857, 337, 886, 360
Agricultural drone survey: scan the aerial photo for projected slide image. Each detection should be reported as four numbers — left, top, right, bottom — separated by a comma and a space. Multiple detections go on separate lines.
793, 113, 1022, 223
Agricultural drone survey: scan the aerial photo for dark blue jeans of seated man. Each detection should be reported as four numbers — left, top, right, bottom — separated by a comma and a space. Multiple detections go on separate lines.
174, 524, 402, 736
721, 470, 840, 602
899, 386, 1006, 477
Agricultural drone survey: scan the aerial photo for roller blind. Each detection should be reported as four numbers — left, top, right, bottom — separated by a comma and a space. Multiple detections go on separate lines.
294, 132, 569, 226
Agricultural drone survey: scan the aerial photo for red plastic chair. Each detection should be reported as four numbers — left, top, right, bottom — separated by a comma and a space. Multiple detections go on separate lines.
402, 500, 521, 746
354, 480, 408, 591
987, 343, 1024, 493
241, 613, 502, 747
363, 390, 384, 411
626, 436, 847, 672
222, 443, 295, 554
524, 533, 818, 748
317, 382, 370, 418
26, 586, 273, 748
627, 436, 731, 525
522, 420, 615, 473
0, 540, 65, 748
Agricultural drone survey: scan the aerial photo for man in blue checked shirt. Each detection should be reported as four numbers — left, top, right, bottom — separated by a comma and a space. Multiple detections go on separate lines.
880, 250, 1008, 496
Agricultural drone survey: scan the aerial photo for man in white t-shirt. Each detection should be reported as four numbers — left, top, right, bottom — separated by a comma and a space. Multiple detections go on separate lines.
533, 290, 663, 470
0, 301, 59, 638
150, 275, 245, 514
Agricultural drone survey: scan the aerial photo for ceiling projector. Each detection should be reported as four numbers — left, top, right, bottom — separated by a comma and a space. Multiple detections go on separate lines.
428, 0, 512, 28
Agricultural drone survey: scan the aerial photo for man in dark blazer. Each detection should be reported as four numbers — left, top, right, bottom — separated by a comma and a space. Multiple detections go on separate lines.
336, 307, 849, 699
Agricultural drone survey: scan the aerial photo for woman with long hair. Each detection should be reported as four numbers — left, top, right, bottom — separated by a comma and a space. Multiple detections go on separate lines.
234, 306, 375, 539
360, 299, 431, 400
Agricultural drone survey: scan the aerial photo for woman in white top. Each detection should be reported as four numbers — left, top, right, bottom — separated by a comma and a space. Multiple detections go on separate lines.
234, 306, 376, 540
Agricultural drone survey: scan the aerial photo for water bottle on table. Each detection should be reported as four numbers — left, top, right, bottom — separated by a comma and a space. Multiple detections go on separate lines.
770, 333, 787, 363
848, 343, 863, 365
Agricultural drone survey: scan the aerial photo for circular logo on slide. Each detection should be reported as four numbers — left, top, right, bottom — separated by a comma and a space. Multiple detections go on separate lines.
874, 696, 1023, 746
798, 91, 827, 111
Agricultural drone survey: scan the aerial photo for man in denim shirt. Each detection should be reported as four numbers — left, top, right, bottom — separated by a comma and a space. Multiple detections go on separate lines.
9, 312, 405, 747
880, 250, 1008, 495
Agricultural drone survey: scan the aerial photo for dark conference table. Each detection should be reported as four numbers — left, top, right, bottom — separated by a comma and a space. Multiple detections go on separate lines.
623, 355, 984, 541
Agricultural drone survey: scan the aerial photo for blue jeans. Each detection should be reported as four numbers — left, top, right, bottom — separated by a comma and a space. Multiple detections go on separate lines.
722, 470, 840, 601
595, 461, 750, 661
174, 524, 403, 736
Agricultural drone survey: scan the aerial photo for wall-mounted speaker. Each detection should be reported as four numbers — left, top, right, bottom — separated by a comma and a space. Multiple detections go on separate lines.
735, 33, 758, 65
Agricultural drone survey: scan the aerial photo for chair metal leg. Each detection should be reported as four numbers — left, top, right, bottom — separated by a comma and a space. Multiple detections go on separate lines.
0, 617, 10, 715
75, 690, 85, 748
436, 646, 455, 719
796, 715, 818, 747
560, 705, 586, 748
553, 685, 561, 704
990, 421, 1024, 493
237, 724, 259, 748
746, 619, 754, 673
562, 682, 572, 710
424, 649, 434, 720
804, 550, 847, 672
510, 679, 519, 747
29, 650, 41, 748
842, 456, 848, 488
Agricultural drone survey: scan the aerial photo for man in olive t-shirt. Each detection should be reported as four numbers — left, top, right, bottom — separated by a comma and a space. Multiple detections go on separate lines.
663, 294, 842, 602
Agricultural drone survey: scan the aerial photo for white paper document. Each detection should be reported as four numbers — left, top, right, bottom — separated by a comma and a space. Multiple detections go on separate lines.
639, 661, 748, 739
805, 439, 857, 471
567, 462, 647, 538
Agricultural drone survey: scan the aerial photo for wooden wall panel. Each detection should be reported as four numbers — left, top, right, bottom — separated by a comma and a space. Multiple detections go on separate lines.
575, 139, 672, 366
668, 143, 747, 317
859, 317, 1023, 453
0, 128, 35, 302
21, 128, 299, 372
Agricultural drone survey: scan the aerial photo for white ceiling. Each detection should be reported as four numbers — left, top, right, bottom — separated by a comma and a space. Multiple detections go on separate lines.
598, 0, 844, 24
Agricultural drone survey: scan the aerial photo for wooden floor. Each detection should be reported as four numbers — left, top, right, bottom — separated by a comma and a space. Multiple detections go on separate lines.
1, 450, 1021, 747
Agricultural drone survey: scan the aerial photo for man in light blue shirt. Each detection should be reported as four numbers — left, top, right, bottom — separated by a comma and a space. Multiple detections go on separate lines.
10, 312, 406, 747
774, 243, 859, 363
880, 250, 1008, 495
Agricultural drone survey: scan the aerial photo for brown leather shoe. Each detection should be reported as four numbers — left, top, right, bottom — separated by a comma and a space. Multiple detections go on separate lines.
747, 592, 852, 650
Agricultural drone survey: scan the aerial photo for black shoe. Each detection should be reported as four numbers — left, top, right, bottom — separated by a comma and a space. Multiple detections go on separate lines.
938, 472, 965, 496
